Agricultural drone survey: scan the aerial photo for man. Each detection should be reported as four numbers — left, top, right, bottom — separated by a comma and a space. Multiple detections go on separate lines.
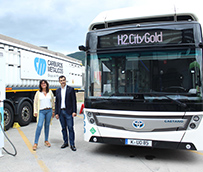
55, 75, 77, 151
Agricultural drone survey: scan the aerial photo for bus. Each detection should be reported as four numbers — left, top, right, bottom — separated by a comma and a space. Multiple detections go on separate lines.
79, 6, 203, 150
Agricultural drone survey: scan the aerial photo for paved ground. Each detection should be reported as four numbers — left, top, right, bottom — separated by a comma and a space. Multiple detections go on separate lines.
1, 102, 203, 172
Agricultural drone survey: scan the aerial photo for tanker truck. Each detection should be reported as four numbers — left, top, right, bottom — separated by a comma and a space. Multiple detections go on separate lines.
0, 33, 82, 130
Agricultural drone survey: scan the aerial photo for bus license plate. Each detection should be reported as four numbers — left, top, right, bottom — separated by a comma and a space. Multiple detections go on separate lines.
125, 139, 152, 147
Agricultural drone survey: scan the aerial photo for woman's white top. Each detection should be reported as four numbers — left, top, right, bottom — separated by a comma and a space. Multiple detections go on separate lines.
39, 92, 52, 110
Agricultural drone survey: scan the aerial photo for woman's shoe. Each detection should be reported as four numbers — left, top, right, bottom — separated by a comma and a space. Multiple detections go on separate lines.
44, 141, 51, 147
33, 144, 38, 151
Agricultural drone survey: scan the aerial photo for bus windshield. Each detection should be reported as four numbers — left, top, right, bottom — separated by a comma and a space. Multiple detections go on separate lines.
86, 48, 202, 99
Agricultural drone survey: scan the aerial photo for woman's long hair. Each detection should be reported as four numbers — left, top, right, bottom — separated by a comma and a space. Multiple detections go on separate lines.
39, 79, 49, 93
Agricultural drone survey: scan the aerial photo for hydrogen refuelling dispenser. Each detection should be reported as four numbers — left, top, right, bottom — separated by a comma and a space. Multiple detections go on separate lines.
0, 50, 5, 157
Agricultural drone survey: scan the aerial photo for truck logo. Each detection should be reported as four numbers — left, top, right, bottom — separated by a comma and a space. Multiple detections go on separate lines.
132, 120, 145, 129
34, 57, 46, 76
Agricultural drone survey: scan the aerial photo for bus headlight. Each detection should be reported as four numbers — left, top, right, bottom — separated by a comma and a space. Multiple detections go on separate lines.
189, 123, 196, 129
86, 111, 96, 125
193, 115, 200, 122
188, 115, 202, 130
90, 118, 95, 124
87, 112, 92, 117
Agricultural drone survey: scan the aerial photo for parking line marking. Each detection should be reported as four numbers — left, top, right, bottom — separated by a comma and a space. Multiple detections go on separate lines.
189, 150, 203, 156
77, 115, 83, 119
17, 128, 50, 172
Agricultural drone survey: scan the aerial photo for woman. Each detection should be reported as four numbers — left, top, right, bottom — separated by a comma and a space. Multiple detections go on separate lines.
33, 80, 55, 151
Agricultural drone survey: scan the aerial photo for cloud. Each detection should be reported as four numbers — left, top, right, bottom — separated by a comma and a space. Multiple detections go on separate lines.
0, 0, 139, 53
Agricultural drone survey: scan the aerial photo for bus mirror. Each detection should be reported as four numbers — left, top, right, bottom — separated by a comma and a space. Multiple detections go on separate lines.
78, 45, 88, 51
199, 43, 203, 48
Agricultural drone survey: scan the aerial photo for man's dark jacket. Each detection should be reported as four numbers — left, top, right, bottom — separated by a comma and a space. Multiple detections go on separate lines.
55, 85, 77, 116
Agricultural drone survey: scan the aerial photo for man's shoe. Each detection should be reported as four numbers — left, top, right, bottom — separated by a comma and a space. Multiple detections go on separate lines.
70, 145, 76, 151
61, 143, 69, 149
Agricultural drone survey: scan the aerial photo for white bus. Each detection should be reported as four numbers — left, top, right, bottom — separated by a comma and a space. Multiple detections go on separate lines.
79, 6, 203, 150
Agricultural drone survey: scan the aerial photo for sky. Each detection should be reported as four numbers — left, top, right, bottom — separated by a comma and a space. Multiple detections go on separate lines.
0, 0, 201, 55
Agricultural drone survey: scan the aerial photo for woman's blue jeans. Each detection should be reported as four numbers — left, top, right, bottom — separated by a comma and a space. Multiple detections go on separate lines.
34, 109, 52, 144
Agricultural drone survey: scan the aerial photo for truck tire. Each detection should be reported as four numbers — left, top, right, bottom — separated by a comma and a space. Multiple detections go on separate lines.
18, 101, 33, 126
4, 103, 14, 130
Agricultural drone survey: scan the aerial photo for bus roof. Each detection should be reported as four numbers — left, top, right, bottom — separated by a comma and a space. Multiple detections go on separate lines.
89, 5, 202, 31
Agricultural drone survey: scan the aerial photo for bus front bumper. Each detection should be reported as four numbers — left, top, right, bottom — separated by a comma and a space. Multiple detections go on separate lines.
89, 136, 197, 150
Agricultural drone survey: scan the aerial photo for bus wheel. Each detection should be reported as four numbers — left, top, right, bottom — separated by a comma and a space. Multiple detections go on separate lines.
4, 103, 14, 130
18, 101, 32, 126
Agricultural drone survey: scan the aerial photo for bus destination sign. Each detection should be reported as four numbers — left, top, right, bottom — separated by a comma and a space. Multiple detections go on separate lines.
118, 32, 163, 45
98, 29, 194, 48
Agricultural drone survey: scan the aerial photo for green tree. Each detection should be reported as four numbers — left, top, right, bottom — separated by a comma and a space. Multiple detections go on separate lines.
67, 51, 85, 66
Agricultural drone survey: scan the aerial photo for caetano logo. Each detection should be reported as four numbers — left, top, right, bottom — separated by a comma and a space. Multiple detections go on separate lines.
34, 57, 46, 76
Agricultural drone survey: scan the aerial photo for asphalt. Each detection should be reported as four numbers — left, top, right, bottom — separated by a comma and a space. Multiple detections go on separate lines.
0, 102, 85, 172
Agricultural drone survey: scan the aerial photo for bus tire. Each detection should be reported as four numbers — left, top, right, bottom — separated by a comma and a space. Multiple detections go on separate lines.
4, 103, 14, 130
18, 101, 32, 126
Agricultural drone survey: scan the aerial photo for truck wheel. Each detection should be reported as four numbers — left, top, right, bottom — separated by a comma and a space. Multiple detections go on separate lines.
18, 101, 32, 126
4, 103, 14, 130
